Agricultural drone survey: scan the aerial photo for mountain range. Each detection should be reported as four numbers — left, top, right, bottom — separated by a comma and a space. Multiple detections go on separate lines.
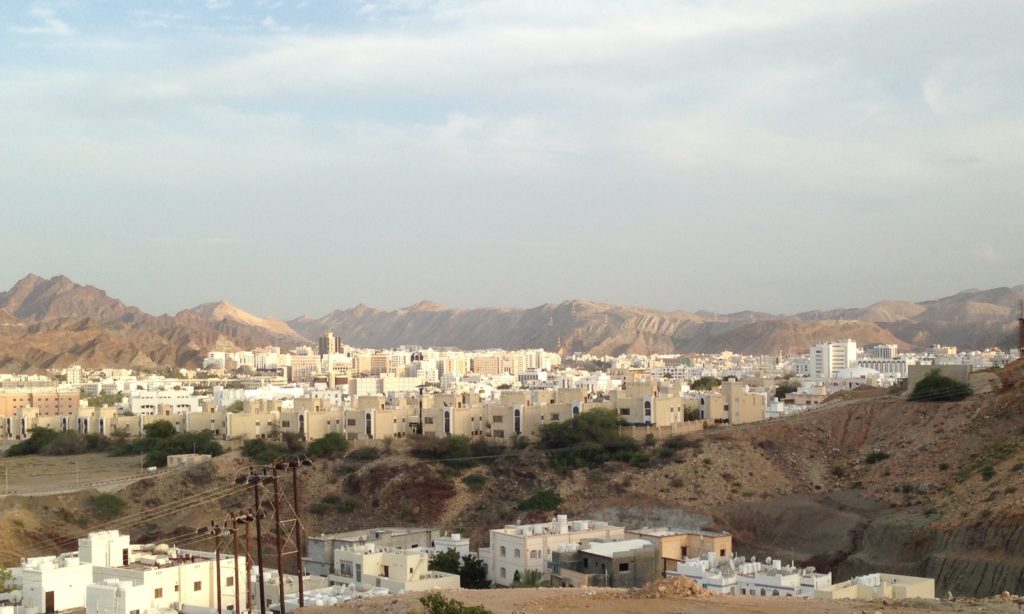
0, 274, 1020, 371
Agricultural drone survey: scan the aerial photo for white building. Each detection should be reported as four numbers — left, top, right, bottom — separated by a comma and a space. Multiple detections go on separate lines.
128, 390, 201, 415
329, 543, 459, 593
809, 340, 857, 378
478, 516, 626, 587
668, 553, 831, 598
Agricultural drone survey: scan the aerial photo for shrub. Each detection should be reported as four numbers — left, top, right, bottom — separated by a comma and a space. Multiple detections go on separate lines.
980, 465, 996, 481
306, 433, 349, 459
90, 494, 126, 521
539, 409, 640, 472
461, 474, 487, 492
517, 489, 562, 512
241, 439, 287, 464
419, 593, 493, 614
662, 436, 702, 452
938, 462, 950, 471
864, 451, 890, 464
909, 370, 972, 402
346, 446, 381, 461
690, 376, 721, 391
830, 465, 847, 478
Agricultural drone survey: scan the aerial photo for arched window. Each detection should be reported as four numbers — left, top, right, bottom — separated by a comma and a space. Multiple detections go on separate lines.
513, 409, 521, 435
514, 549, 520, 558
500, 547, 506, 557
772, 590, 779, 596
364, 413, 372, 437
760, 589, 766, 596
644, 400, 652, 416
572, 405, 580, 417
444, 409, 452, 436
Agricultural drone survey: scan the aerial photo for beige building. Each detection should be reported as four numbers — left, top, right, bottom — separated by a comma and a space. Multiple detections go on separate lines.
814, 573, 934, 601
624, 528, 732, 576
329, 543, 459, 592
699, 380, 767, 425
479, 516, 626, 587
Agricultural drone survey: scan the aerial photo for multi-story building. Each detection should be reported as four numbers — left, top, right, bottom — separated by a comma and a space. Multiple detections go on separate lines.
304, 528, 445, 577
550, 539, 660, 588
809, 340, 857, 378
699, 380, 767, 425
625, 528, 732, 576
478, 516, 626, 587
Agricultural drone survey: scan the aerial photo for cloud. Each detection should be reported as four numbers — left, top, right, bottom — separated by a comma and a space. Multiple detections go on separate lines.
260, 16, 289, 32
206, 0, 232, 9
10, 7, 72, 36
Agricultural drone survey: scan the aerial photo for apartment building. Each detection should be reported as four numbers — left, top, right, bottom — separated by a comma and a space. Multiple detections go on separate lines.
550, 539, 660, 588
624, 528, 732, 576
809, 340, 857, 378
478, 516, 626, 587
12, 531, 245, 614
304, 528, 444, 577
699, 380, 767, 425
329, 543, 460, 592
668, 553, 831, 597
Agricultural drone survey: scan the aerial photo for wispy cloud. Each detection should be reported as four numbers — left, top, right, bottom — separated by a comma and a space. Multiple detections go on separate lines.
10, 7, 72, 36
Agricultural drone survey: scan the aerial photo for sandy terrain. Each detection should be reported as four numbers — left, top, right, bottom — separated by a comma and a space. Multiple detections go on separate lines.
302, 587, 1023, 614
0, 451, 147, 495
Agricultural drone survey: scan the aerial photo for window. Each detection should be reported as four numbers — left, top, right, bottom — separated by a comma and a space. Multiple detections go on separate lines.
550, 414, 559, 421
619, 408, 629, 416
424, 417, 434, 424
154, 589, 163, 599
720, 549, 726, 556
131, 610, 140, 614
338, 562, 353, 577
282, 421, 290, 428
226, 577, 234, 587
494, 430, 505, 438
194, 581, 202, 591
382, 565, 390, 578
500, 568, 506, 579
529, 550, 540, 559
347, 418, 356, 426
500, 546, 506, 557
514, 549, 520, 558
493, 415, 503, 423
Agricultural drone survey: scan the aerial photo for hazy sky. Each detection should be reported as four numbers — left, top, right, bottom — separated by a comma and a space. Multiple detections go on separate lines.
2, 1, 1022, 318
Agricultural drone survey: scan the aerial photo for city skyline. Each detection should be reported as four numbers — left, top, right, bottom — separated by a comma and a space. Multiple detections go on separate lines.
3, 1, 1022, 317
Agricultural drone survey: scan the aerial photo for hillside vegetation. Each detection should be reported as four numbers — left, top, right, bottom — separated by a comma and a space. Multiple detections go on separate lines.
2, 362, 1024, 600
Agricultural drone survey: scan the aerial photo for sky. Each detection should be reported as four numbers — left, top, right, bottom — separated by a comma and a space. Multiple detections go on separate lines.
1, 0, 1022, 319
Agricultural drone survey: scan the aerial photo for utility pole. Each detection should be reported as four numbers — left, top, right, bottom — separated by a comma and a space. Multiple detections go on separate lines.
289, 459, 313, 608
214, 523, 223, 614
243, 513, 254, 614
232, 516, 241, 614
250, 476, 268, 614
271, 464, 286, 614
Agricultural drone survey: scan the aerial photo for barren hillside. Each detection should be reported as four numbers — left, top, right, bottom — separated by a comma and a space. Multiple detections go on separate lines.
3, 362, 1024, 598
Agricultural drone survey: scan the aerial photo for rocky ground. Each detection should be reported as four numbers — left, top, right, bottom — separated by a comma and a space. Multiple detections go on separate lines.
2, 361, 1024, 598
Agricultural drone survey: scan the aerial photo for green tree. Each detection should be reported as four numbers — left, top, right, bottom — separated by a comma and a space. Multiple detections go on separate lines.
143, 420, 177, 439
512, 569, 548, 588
241, 439, 287, 464
774, 382, 798, 400
428, 548, 462, 575
690, 376, 721, 391
226, 400, 245, 413
909, 370, 972, 402
307, 433, 349, 459
538, 408, 641, 471
517, 489, 562, 512
459, 554, 491, 589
